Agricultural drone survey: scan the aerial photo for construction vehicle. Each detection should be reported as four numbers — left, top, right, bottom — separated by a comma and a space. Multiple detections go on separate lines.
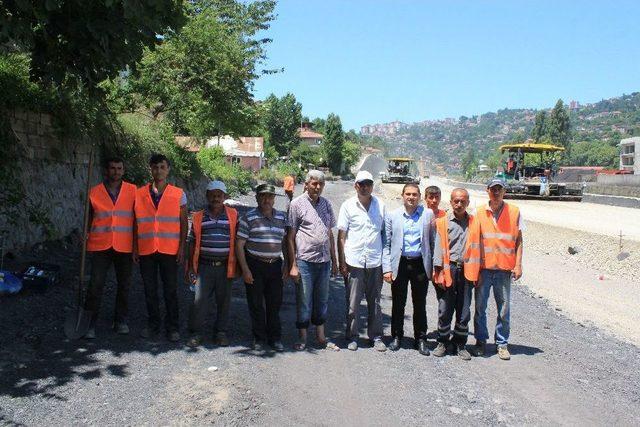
497, 142, 583, 201
380, 157, 421, 184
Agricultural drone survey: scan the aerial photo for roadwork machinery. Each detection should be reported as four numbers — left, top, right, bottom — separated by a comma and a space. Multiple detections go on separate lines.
380, 157, 421, 184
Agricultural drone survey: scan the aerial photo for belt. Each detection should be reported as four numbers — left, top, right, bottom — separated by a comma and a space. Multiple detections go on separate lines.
200, 258, 228, 267
247, 253, 281, 264
449, 260, 462, 267
401, 255, 422, 261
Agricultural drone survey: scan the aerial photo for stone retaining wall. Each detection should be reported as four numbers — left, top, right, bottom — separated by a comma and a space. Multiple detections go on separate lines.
0, 110, 207, 251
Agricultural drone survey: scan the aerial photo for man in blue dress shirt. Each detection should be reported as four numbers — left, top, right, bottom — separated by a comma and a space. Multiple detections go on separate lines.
382, 183, 434, 355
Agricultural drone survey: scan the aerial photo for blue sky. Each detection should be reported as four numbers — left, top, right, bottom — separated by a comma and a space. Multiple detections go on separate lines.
253, 0, 640, 131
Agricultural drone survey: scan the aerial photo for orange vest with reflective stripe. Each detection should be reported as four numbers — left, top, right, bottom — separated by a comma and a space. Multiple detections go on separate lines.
432, 214, 481, 286
478, 203, 520, 271
87, 182, 136, 253
135, 184, 182, 256
191, 207, 238, 279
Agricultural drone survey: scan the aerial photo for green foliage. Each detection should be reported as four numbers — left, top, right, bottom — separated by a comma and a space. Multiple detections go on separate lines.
323, 113, 344, 174
290, 144, 323, 168
461, 147, 477, 180
0, 53, 56, 111
1, 0, 185, 92
196, 145, 253, 195
342, 140, 362, 170
547, 99, 571, 154
130, 0, 275, 138
263, 93, 302, 155
569, 141, 618, 168
113, 114, 198, 185
256, 161, 301, 185
531, 110, 547, 141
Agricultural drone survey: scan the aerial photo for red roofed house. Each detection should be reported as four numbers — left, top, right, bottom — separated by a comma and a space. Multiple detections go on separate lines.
298, 123, 323, 148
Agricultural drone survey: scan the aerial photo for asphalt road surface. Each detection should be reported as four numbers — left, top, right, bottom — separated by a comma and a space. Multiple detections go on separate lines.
1, 178, 639, 426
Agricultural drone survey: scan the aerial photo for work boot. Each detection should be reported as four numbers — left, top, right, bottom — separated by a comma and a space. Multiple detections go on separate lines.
84, 327, 96, 340
186, 335, 202, 348
469, 340, 486, 357
140, 326, 160, 339
347, 340, 358, 351
417, 339, 430, 356
373, 338, 387, 352
215, 332, 229, 347
252, 340, 265, 353
498, 345, 511, 360
167, 330, 180, 342
457, 344, 472, 361
270, 340, 284, 352
432, 342, 447, 357
113, 322, 129, 335
388, 336, 402, 351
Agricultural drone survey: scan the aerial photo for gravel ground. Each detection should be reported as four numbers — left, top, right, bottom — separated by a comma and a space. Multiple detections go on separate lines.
1, 177, 639, 425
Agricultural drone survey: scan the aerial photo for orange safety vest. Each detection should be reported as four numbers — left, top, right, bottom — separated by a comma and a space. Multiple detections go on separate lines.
191, 207, 238, 279
432, 214, 481, 286
134, 183, 182, 256
283, 175, 295, 192
87, 182, 136, 253
478, 203, 520, 271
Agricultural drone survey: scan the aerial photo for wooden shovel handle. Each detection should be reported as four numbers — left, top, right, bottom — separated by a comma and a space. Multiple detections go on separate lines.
78, 147, 94, 300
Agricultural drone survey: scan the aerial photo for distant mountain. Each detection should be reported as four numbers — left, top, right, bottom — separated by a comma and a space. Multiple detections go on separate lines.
364, 92, 640, 171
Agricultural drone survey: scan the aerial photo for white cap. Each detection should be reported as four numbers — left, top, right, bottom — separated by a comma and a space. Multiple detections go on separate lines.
206, 180, 227, 193
355, 170, 374, 183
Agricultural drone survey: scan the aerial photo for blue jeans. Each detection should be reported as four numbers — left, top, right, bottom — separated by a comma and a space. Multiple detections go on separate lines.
296, 259, 331, 329
474, 269, 512, 347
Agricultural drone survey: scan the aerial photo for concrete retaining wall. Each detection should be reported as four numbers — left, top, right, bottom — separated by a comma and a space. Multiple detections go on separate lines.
596, 174, 640, 187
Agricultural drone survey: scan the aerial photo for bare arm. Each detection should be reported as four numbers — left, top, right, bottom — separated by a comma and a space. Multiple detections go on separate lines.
513, 230, 523, 280
329, 229, 338, 275
235, 238, 253, 284
337, 229, 348, 278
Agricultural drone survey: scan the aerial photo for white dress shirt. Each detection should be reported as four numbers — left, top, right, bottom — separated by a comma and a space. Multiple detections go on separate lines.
337, 195, 385, 268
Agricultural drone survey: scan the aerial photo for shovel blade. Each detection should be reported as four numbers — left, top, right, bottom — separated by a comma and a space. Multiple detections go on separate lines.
64, 307, 93, 339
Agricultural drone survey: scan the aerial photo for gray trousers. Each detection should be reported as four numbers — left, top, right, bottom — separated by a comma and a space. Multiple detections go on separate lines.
188, 262, 232, 336
345, 265, 383, 341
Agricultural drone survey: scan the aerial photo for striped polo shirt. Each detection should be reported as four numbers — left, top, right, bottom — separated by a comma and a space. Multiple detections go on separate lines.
187, 209, 232, 260
237, 207, 289, 259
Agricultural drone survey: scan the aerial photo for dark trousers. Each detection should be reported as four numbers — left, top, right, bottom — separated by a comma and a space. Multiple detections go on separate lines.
435, 264, 473, 345
188, 262, 232, 336
139, 253, 179, 333
84, 249, 132, 324
244, 257, 283, 343
391, 257, 428, 340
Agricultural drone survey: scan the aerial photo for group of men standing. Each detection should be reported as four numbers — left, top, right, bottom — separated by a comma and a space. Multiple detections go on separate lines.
84, 154, 523, 361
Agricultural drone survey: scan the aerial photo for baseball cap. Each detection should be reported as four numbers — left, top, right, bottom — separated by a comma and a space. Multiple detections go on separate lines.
355, 170, 374, 183
487, 178, 506, 188
255, 183, 276, 194
206, 180, 227, 193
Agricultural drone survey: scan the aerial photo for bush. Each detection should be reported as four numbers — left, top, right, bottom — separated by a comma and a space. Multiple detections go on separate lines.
112, 113, 199, 185
196, 146, 253, 196
256, 161, 302, 185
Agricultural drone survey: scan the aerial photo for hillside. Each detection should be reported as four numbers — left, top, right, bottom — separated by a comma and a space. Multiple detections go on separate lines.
365, 92, 640, 172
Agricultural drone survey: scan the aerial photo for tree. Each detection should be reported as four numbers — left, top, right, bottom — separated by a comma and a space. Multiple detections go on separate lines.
131, 0, 276, 138
547, 99, 571, 155
531, 110, 547, 141
1, 1, 185, 92
263, 93, 302, 155
461, 146, 477, 180
324, 113, 345, 174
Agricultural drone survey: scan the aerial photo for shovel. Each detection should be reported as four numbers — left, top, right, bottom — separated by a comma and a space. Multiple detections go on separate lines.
64, 148, 94, 339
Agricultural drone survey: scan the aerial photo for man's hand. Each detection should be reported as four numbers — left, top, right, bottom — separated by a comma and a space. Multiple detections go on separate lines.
339, 264, 348, 278
132, 251, 140, 264
243, 270, 254, 285
330, 262, 338, 277
383, 272, 394, 284
512, 265, 522, 281
289, 264, 300, 283
176, 246, 184, 265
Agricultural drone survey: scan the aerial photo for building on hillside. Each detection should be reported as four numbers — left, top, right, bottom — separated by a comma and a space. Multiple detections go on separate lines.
619, 137, 639, 174
298, 123, 323, 148
174, 135, 265, 171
